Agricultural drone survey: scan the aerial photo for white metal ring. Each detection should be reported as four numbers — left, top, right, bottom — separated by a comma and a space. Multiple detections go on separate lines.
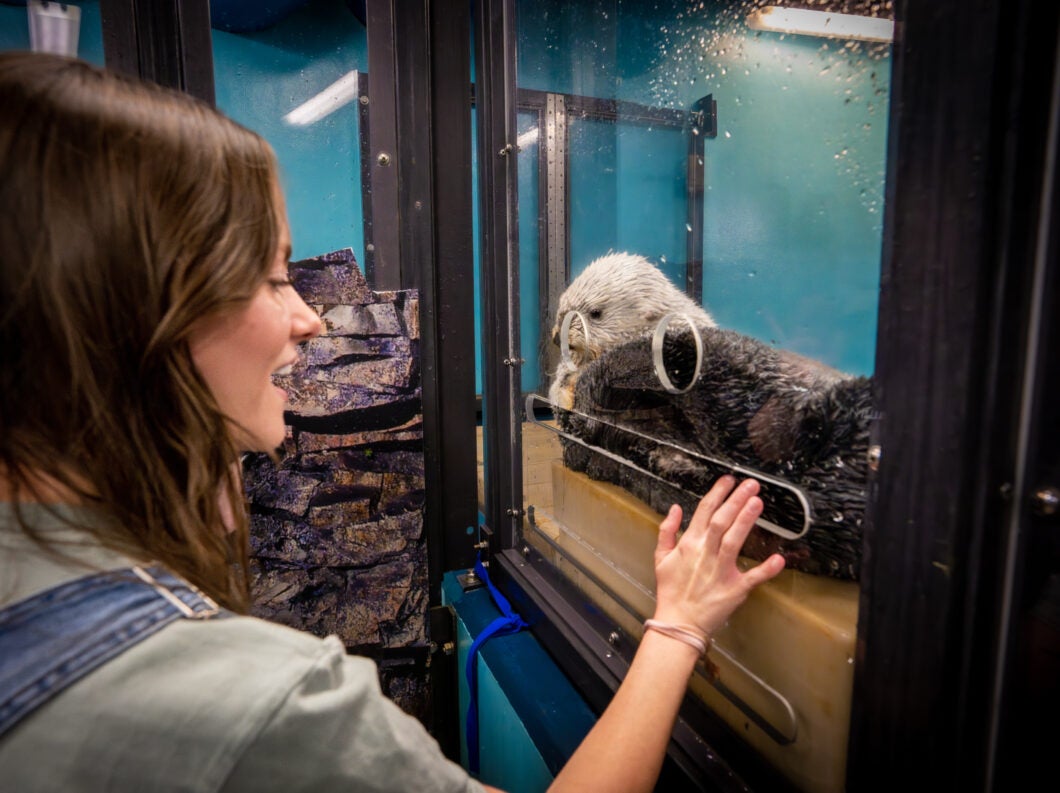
559, 311, 590, 365
651, 312, 703, 394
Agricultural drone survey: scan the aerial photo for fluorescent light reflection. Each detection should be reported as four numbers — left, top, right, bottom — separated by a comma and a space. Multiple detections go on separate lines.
746, 6, 894, 43
284, 70, 360, 127
516, 127, 539, 150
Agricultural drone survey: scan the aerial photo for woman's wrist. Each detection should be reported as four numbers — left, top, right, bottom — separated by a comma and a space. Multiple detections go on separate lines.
642, 619, 720, 680
643, 619, 710, 656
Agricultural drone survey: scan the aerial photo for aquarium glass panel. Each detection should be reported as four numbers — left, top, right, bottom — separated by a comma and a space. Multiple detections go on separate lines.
511, 2, 893, 791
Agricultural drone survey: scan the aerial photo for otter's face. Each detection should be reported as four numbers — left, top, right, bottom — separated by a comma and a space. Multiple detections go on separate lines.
550, 303, 607, 366
552, 292, 662, 367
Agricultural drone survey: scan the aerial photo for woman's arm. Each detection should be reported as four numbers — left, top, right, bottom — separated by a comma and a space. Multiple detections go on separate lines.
544, 476, 786, 793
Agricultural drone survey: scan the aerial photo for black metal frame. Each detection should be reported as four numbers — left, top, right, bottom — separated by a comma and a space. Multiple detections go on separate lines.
99, 0, 215, 104
475, 0, 524, 555
850, 1, 1060, 789
359, 1, 479, 595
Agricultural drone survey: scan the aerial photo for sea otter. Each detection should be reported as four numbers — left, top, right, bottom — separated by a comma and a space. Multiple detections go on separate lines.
548, 252, 717, 409
548, 254, 871, 579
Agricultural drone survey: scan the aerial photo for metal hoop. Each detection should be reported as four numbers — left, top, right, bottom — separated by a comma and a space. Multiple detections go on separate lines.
651, 312, 703, 394
559, 311, 591, 365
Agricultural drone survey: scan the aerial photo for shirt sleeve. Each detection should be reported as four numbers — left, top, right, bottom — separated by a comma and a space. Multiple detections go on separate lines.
219, 636, 486, 793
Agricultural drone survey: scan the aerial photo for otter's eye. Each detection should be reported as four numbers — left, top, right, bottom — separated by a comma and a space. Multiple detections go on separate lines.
589, 309, 602, 320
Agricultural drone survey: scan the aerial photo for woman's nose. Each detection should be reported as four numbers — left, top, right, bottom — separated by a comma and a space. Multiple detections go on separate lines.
290, 291, 323, 342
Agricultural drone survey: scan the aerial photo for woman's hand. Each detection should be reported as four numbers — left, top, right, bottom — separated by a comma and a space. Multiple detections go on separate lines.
652, 476, 786, 637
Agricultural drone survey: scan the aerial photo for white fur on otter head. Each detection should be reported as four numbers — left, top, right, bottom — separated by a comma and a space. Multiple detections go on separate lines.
548, 252, 717, 409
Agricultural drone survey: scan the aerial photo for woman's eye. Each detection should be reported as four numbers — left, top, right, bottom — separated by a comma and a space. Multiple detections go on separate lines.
268, 277, 293, 291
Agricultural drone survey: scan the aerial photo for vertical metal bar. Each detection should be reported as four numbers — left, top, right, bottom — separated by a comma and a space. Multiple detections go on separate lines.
686, 94, 715, 303
534, 103, 551, 397
424, 0, 478, 577
540, 92, 569, 397
371, 0, 477, 582
356, 72, 375, 281
367, 0, 475, 761
474, 0, 523, 550
100, 0, 215, 105
365, 0, 400, 290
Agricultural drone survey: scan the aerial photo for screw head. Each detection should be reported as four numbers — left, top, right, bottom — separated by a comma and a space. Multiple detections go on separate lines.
867, 444, 882, 471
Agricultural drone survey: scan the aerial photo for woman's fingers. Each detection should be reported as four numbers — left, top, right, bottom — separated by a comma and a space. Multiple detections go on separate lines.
654, 504, 683, 563
686, 477, 760, 552
715, 494, 764, 566
742, 553, 787, 589
683, 475, 737, 540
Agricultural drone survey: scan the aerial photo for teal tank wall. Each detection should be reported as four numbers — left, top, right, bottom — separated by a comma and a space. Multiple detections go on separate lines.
211, 2, 368, 265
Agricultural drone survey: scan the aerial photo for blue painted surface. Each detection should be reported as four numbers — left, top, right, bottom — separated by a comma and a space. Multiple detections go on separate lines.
442, 571, 596, 791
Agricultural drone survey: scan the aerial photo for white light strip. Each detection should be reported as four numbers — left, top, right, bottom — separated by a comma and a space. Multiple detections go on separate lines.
283, 69, 360, 127
747, 6, 894, 44
516, 126, 539, 149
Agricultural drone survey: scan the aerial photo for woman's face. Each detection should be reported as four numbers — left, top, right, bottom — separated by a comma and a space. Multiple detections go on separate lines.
188, 199, 321, 452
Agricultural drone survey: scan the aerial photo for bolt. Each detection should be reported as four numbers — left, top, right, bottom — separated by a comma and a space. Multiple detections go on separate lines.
377, 152, 392, 167
867, 445, 882, 471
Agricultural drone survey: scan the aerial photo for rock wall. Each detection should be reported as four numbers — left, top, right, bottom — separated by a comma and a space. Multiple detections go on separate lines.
242, 248, 430, 721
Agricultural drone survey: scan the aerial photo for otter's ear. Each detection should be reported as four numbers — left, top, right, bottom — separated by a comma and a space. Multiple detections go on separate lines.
643, 308, 664, 326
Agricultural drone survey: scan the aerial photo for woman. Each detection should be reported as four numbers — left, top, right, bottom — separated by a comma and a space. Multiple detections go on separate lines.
0, 52, 785, 792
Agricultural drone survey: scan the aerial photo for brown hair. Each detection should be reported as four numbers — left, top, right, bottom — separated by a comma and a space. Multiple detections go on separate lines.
0, 52, 281, 611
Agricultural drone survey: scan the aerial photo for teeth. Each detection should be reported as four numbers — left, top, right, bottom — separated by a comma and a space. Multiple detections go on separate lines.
273, 364, 293, 376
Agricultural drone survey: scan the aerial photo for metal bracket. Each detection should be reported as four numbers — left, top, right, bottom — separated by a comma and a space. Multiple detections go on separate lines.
457, 567, 485, 591
428, 604, 457, 661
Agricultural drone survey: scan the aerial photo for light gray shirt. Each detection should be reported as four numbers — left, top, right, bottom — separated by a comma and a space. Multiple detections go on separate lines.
0, 503, 484, 793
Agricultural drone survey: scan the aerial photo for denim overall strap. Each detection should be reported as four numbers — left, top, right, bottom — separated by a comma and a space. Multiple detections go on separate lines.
0, 565, 229, 738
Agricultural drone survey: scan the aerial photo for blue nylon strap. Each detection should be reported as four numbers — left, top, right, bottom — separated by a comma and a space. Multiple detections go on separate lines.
465, 553, 528, 775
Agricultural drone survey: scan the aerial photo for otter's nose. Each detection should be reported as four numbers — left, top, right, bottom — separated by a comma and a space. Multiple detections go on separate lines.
551, 326, 560, 346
